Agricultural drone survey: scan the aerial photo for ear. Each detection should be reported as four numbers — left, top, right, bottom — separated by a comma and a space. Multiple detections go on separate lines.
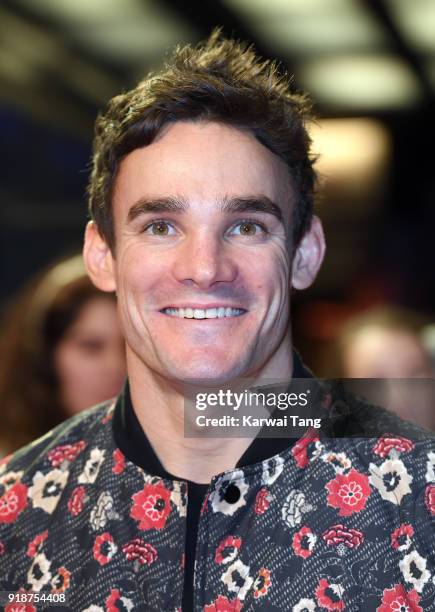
83, 221, 117, 292
291, 216, 326, 290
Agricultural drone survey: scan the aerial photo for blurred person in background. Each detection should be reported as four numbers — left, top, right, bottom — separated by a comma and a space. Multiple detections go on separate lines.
331, 306, 434, 429
0, 254, 126, 455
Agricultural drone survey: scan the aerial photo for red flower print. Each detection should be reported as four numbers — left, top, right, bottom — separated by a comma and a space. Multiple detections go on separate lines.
391, 524, 414, 550
377, 584, 422, 612
425, 484, 435, 516
326, 469, 371, 517
4, 589, 37, 612
292, 526, 317, 558
106, 588, 121, 611
255, 488, 270, 515
26, 530, 48, 557
130, 482, 171, 530
112, 449, 126, 474
292, 432, 320, 468
322, 524, 364, 549
215, 536, 242, 564
93, 532, 117, 566
0, 482, 28, 524
315, 578, 345, 611
47, 441, 86, 467
253, 567, 272, 599
373, 435, 414, 458
0, 541, 5, 555
106, 588, 133, 612
201, 492, 210, 515
122, 538, 158, 565
51, 566, 71, 593
67, 486, 86, 516
203, 595, 242, 611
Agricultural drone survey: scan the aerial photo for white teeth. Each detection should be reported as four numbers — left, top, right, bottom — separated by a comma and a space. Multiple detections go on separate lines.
163, 307, 244, 319
205, 308, 218, 318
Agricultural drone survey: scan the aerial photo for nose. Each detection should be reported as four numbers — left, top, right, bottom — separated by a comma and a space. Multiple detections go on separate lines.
172, 231, 238, 290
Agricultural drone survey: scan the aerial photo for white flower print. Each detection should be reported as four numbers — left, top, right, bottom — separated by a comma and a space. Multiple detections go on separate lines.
89, 491, 119, 531
400, 550, 431, 593
321, 451, 351, 474
140, 472, 157, 485
78, 448, 106, 484
261, 456, 285, 485
425, 451, 435, 483
123, 597, 134, 611
112, 594, 133, 611
0, 470, 24, 490
28, 469, 69, 514
27, 552, 52, 592
312, 440, 325, 462
293, 598, 316, 612
171, 482, 187, 518
211, 471, 248, 516
82, 607, 104, 612
282, 489, 313, 528
369, 459, 412, 505
221, 559, 254, 601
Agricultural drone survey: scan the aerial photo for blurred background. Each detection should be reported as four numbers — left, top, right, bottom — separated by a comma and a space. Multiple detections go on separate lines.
0, 0, 434, 383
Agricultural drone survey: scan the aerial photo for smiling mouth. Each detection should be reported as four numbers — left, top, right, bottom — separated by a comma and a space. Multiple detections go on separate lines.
161, 307, 246, 319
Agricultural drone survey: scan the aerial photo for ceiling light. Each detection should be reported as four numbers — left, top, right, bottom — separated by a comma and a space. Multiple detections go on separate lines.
299, 55, 421, 109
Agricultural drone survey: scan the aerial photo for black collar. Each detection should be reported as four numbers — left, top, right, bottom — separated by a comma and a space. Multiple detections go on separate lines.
112, 351, 313, 482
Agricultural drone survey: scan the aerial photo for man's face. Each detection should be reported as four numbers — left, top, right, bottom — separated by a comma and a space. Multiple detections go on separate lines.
94, 121, 313, 384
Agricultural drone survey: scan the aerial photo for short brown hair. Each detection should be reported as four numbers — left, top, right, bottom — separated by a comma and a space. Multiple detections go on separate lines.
88, 29, 316, 252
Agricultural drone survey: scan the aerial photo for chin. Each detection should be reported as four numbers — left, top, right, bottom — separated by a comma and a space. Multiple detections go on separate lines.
160, 355, 249, 387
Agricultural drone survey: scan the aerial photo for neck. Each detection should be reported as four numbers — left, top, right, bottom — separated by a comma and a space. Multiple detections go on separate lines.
127, 335, 293, 484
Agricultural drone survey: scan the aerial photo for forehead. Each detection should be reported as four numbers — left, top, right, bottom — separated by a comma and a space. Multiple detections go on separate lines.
112, 121, 293, 219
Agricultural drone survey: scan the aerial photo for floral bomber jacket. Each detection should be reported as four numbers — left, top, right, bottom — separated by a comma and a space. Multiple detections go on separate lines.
0, 386, 434, 612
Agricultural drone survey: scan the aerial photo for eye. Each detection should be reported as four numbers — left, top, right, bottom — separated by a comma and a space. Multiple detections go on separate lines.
143, 221, 175, 236
229, 220, 266, 236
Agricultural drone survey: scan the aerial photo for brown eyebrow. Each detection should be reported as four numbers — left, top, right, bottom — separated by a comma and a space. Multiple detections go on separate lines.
220, 196, 283, 223
127, 194, 283, 223
127, 197, 188, 222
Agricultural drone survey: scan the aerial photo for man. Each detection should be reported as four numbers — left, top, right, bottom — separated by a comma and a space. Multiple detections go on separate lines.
1, 31, 434, 611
